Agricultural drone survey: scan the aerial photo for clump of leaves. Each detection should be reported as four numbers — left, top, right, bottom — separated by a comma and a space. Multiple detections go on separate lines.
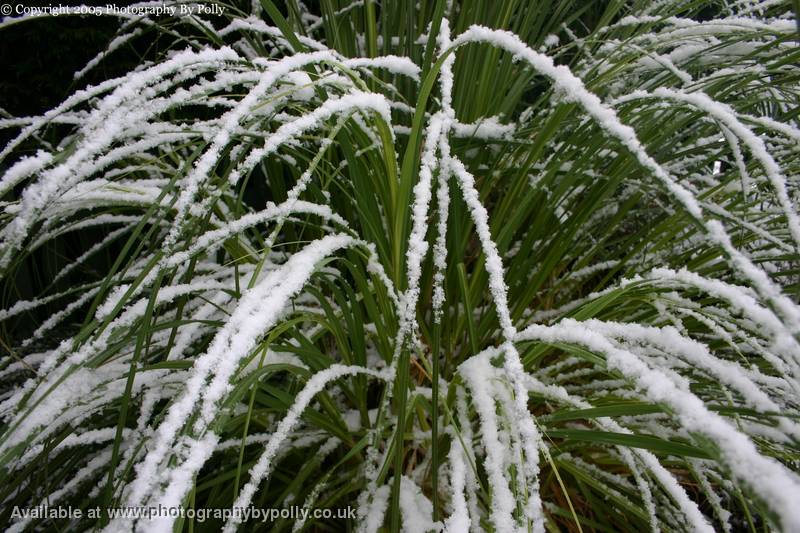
1, 1, 799, 532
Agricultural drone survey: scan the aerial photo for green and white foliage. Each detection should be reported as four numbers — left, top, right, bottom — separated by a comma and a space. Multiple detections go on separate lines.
1, 0, 799, 531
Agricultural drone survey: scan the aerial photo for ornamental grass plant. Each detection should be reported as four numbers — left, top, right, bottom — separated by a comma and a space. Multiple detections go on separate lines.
1, 0, 800, 531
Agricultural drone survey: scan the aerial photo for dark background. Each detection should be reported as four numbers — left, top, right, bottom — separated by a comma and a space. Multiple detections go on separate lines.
0, 1, 153, 343
0, 1, 143, 119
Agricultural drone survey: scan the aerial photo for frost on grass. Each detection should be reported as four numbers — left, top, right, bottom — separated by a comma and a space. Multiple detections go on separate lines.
1, 0, 799, 531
